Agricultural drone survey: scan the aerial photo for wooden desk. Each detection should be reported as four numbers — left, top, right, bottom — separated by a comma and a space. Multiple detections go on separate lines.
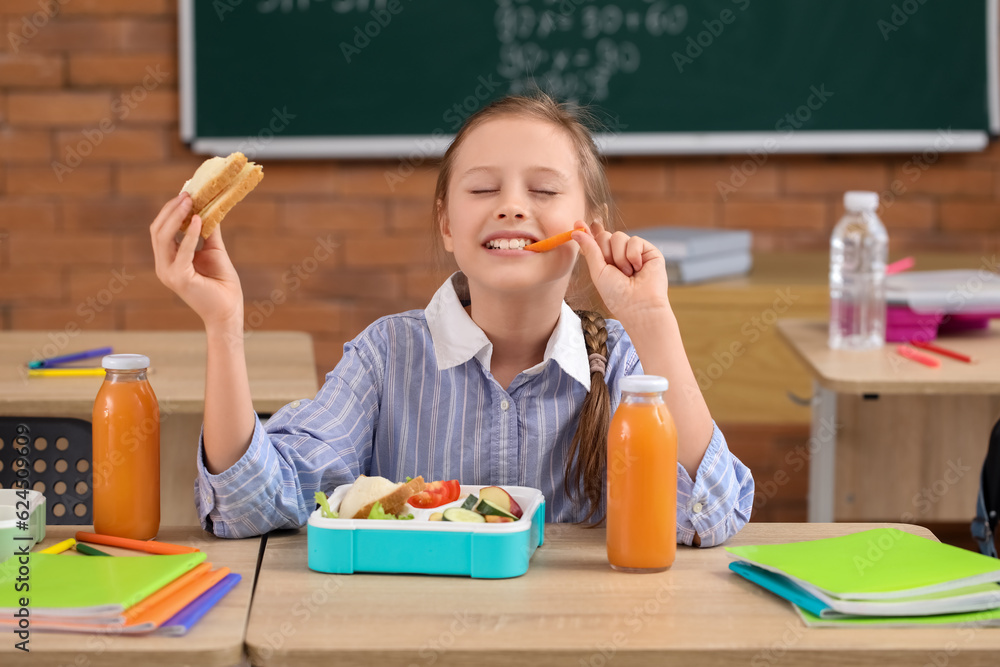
0, 331, 318, 526
778, 319, 1000, 522
1, 526, 262, 667
245, 522, 1000, 667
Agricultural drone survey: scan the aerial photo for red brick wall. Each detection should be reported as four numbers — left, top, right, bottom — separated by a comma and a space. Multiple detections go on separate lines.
1, 3, 998, 393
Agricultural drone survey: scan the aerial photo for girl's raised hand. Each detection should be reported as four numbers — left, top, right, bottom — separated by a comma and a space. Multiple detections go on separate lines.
572, 222, 670, 321
150, 193, 245, 330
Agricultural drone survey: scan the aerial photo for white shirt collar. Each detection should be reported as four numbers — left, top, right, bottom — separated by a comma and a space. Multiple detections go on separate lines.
425, 273, 592, 391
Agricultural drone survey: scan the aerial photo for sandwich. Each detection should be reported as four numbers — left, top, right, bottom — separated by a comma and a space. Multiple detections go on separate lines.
179, 152, 263, 238
336, 475, 426, 520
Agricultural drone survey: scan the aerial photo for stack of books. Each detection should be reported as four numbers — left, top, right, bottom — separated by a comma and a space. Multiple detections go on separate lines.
0, 535, 240, 635
726, 528, 1000, 627
639, 227, 753, 284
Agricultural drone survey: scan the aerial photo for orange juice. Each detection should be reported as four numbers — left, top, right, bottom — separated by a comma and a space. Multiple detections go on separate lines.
92, 354, 160, 540
607, 375, 677, 572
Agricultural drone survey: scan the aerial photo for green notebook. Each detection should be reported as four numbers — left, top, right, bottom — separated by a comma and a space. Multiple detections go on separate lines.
0, 552, 206, 617
726, 528, 1000, 601
796, 605, 1000, 628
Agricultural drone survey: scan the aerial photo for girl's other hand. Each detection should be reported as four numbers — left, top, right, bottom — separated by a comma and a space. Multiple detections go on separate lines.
150, 193, 245, 330
573, 221, 670, 321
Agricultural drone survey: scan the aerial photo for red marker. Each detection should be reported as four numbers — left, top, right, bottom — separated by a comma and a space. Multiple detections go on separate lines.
909, 340, 974, 364
896, 345, 940, 368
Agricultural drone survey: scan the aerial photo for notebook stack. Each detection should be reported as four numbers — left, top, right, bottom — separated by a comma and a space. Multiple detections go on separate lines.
0, 548, 240, 635
639, 227, 753, 285
726, 528, 1000, 627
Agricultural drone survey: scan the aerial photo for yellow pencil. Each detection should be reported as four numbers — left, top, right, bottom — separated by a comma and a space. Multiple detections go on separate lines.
27, 368, 105, 377
39, 538, 76, 554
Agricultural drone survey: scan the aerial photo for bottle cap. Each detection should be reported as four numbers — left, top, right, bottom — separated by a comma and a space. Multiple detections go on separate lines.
843, 191, 879, 212
620, 375, 669, 393
101, 354, 150, 370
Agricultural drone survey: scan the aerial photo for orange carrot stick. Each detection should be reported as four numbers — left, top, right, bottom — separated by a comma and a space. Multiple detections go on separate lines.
524, 227, 585, 253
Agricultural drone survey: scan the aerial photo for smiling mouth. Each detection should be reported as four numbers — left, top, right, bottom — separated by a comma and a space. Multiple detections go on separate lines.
484, 238, 533, 250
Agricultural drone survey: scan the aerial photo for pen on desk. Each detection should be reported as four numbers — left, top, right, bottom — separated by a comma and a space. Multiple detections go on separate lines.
885, 256, 915, 276
909, 340, 975, 364
28, 346, 112, 369
76, 531, 200, 555
75, 543, 113, 557
896, 344, 940, 368
39, 538, 77, 554
27, 368, 105, 378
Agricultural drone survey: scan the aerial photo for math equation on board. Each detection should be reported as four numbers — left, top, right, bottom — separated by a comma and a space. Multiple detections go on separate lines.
254, 0, 689, 103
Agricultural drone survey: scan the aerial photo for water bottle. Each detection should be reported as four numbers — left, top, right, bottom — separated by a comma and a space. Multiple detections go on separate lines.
829, 191, 888, 350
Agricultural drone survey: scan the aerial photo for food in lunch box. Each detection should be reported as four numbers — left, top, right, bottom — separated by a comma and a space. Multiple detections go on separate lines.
337, 474, 426, 519
407, 479, 461, 508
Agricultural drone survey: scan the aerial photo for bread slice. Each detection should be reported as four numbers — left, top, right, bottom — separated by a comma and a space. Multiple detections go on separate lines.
196, 162, 264, 238
337, 475, 427, 519
181, 153, 247, 212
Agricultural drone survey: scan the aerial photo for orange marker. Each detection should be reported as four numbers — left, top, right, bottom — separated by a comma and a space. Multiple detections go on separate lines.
524, 226, 587, 252
896, 345, 940, 368
75, 531, 200, 555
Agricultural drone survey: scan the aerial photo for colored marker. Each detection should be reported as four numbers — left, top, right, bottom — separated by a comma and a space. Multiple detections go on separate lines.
75, 543, 113, 557
28, 346, 112, 369
76, 531, 200, 555
910, 340, 974, 364
28, 368, 105, 378
39, 538, 76, 554
896, 344, 940, 368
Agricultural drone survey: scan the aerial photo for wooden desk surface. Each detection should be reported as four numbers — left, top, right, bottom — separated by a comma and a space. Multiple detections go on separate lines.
777, 319, 1000, 394
0, 330, 318, 416
2, 527, 261, 667
246, 522, 1000, 667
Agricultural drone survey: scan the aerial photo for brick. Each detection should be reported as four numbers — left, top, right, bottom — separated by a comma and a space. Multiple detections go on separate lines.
615, 198, 716, 228
7, 230, 115, 266
214, 199, 278, 232
782, 162, 888, 195
311, 336, 350, 378
7, 165, 112, 196
0, 53, 62, 86
889, 231, 997, 254
5, 17, 116, 52
116, 162, 203, 196
120, 18, 175, 50
0, 268, 62, 301
606, 161, 670, 196
723, 200, 827, 231
10, 305, 115, 329
401, 266, 454, 302
389, 200, 435, 232
355, 164, 438, 198
297, 268, 402, 302
114, 89, 176, 123
244, 301, 350, 336
674, 161, 779, 197
69, 53, 174, 86
343, 233, 436, 268
876, 199, 936, 231
61, 198, 160, 231
122, 305, 203, 330
118, 231, 154, 267
0, 199, 57, 230
888, 165, 992, 197
228, 232, 341, 268
254, 163, 342, 196
60, 0, 173, 15
751, 231, 828, 253
7, 92, 111, 126
68, 267, 171, 303
55, 128, 166, 163
0, 128, 51, 161
940, 201, 1000, 232
281, 200, 387, 232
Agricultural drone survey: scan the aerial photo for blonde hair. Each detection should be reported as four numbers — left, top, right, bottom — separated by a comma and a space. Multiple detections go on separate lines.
432, 92, 615, 524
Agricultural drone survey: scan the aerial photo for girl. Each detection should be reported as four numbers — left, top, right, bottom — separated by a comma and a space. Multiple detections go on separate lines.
150, 94, 754, 545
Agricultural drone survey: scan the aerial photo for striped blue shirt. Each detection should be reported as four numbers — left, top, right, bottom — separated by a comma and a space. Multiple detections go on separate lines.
195, 274, 754, 545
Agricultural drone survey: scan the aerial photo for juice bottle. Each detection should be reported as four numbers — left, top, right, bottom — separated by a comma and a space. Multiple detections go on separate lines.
607, 375, 677, 572
92, 354, 160, 540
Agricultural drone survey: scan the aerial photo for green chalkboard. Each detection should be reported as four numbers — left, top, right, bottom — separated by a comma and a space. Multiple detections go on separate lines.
180, 0, 996, 157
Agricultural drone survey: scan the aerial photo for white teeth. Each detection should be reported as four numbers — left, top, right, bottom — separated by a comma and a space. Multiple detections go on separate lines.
486, 238, 532, 250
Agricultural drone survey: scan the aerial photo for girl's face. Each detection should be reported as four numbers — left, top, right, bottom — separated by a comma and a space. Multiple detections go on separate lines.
439, 115, 588, 297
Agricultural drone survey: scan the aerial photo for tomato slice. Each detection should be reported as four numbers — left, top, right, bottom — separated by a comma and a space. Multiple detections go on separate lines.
407, 479, 461, 508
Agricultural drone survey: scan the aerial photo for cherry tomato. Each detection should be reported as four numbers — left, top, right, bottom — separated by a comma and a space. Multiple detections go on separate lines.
407, 479, 461, 508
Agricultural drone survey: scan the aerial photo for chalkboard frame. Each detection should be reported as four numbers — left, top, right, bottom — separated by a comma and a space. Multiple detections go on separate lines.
179, 0, 1000, 158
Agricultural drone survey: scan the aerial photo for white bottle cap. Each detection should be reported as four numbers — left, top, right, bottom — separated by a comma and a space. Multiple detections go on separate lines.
102, 354, 150, 370
620, 375, 669, 393
843, 191, 879, 212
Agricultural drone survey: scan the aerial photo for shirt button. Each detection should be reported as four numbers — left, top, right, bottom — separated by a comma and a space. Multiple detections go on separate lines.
500, 400, 510, 411
289, 400, 301, 409
692, 502, 704, 513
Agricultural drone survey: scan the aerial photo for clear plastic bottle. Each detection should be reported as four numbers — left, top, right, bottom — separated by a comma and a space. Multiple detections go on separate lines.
829, 191, 888, 350
92, 354, 160, 539
607, 375, 677, 573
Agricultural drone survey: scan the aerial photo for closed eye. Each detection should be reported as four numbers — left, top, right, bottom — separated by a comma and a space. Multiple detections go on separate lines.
470, 189, 498, 194
532, 190, 559, 196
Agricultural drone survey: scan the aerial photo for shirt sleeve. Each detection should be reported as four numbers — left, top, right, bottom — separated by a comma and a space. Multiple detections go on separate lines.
193, 337, 383, 538
675, 422, 754, 548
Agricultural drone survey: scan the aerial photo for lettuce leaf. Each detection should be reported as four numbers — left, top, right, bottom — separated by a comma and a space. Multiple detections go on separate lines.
367, 501, 414, 520
314, 491, 338, 519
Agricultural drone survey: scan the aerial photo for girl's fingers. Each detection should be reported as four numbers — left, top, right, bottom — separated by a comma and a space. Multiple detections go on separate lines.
625, 235, 646, 273
174, 215, 203, 269
150, 193, 190, 238
608, 232, 633, 277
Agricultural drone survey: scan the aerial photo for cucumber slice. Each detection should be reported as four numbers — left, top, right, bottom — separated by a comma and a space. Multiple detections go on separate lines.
474, 498, 518, 520
460, 494, 479, 511
442, 508, 486, 523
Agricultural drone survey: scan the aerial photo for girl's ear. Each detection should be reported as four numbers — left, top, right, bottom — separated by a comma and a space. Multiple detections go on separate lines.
437, 199, 454, 252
